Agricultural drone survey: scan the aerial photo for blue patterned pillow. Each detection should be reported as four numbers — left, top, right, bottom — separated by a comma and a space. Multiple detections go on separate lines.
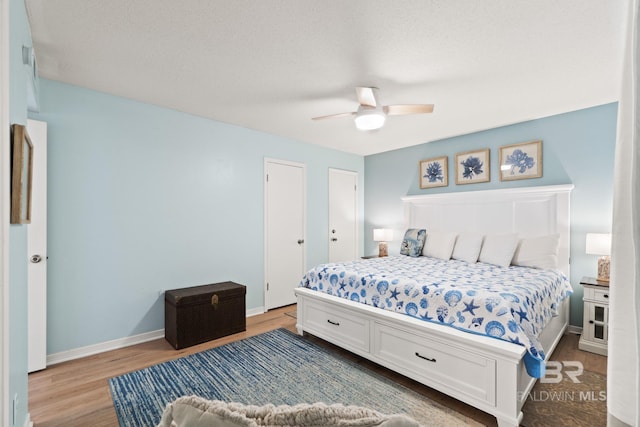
400, 228, 427, 257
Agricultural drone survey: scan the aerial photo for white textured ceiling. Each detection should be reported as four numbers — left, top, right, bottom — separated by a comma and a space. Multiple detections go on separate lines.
25, 0, 626, 156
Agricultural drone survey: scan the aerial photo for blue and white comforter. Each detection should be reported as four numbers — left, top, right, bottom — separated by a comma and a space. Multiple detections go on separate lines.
299, 255, 573, 378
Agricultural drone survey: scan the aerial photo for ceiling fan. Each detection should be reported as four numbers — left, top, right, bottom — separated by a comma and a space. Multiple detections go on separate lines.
312, 87, 434, 131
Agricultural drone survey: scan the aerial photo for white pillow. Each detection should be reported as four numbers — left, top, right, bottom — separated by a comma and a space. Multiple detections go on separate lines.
422, 232, 458, 260
478, 234, 520, 267
512, 234, 560, 270
451, 233, 484, 263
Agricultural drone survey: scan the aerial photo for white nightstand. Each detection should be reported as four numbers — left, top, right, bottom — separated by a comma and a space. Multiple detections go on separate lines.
578, 276, 609, 356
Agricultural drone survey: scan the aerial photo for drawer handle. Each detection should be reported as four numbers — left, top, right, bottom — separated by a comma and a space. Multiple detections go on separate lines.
327, 319, 340, 326
415, 352, 436, 363
211, 294, 219, 310
604, 294, 609, 298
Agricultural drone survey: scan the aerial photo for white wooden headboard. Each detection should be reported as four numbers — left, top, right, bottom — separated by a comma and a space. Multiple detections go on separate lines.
401, 184, 574, 277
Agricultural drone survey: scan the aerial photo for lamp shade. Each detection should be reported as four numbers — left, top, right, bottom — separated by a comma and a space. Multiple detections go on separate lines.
585, 233, 611, 256
373, 228, 393, 242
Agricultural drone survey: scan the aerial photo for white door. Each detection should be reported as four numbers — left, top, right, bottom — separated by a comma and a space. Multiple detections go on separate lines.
27, 119, 47, 372
329, 169, 358, 262
264, 159, 306, 310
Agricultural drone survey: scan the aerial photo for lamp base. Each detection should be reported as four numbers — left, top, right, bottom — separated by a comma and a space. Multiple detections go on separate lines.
597, 256, 610, 282
378, 242, 388, 257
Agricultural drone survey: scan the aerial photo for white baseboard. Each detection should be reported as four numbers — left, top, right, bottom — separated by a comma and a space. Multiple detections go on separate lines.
46, 309, 267, 366
567, 325, 583, 335
247, 306, 265, 317
47, 328, 165, 366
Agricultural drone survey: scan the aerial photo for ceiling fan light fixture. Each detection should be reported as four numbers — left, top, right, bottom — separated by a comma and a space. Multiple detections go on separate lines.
311, 87, 433, 129
354, 109, 386, 131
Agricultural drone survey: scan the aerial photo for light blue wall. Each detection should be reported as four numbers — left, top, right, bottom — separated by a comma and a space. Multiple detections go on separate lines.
30, 80, 616, 355
365, 103, 617, 327
31, 79, 364, 355
8, 0, 34, 425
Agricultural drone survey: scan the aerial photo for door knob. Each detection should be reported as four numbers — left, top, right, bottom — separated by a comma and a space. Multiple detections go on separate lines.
297, 239, 304, 244
30, 254, 42, 263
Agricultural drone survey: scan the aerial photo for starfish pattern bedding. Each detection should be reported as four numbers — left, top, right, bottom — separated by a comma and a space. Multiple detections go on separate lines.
299, 255, 573, 378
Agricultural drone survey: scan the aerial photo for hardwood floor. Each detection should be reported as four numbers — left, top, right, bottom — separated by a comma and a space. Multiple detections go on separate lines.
28, 306, 606, 426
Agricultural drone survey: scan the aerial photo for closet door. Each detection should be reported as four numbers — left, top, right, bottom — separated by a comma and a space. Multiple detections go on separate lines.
329, 168, 358, 262
264, 159, 306, 310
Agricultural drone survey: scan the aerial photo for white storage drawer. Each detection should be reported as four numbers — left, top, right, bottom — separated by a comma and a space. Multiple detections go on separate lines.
592, 288, 610, 304
302, 299, 370, 353
583, 286, 611, 304
373, 322, 496, 406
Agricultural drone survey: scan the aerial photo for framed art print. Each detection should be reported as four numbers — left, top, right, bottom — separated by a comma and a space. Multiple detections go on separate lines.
420, 156, 448, 189
455, 148, 490, 185
499, 140, 542, 181
10, 124, 34, 224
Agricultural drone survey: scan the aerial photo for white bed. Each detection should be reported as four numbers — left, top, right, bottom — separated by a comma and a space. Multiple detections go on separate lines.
294, 184, 574, 427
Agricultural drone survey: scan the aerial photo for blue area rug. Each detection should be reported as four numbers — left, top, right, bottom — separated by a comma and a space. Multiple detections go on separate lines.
109, 328, 479, 426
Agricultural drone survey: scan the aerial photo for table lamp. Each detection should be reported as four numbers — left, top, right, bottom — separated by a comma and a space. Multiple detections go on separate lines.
373, 229, 393, 257
586, 233, 612, 282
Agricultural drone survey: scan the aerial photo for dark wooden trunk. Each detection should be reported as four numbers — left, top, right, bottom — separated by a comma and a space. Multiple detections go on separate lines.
164, 281, 246, 349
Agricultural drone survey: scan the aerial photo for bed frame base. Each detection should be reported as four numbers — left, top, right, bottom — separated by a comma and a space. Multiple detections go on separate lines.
295, 287, 569, 427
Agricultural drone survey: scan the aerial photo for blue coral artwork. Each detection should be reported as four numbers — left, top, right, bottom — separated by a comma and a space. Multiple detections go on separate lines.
455, 148, 490, 185
419, 156, 448, 189
499, 140, 543, 181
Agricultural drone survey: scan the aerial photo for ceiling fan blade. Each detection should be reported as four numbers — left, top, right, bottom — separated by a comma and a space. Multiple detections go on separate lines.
311, 111, 356, 121
383, 104, 434, 115
355, 87, 379, 108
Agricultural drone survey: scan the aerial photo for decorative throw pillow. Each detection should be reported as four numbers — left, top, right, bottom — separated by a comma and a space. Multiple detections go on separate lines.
158, 396, 422, 427
451, 233, 484, 263
422, 231, 458, 260
400, 228, 426, 257
478, 234, 520, 267
512, 234, 560, 270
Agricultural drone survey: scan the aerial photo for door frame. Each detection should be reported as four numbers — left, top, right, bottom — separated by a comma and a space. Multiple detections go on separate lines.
263, 158, 307, 311
328, 168, 359, 262
1, 0, 10, 423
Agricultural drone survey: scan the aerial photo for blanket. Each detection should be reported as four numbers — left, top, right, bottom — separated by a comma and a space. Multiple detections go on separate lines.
300, 255, 573, 378
157, 396, 422, 427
